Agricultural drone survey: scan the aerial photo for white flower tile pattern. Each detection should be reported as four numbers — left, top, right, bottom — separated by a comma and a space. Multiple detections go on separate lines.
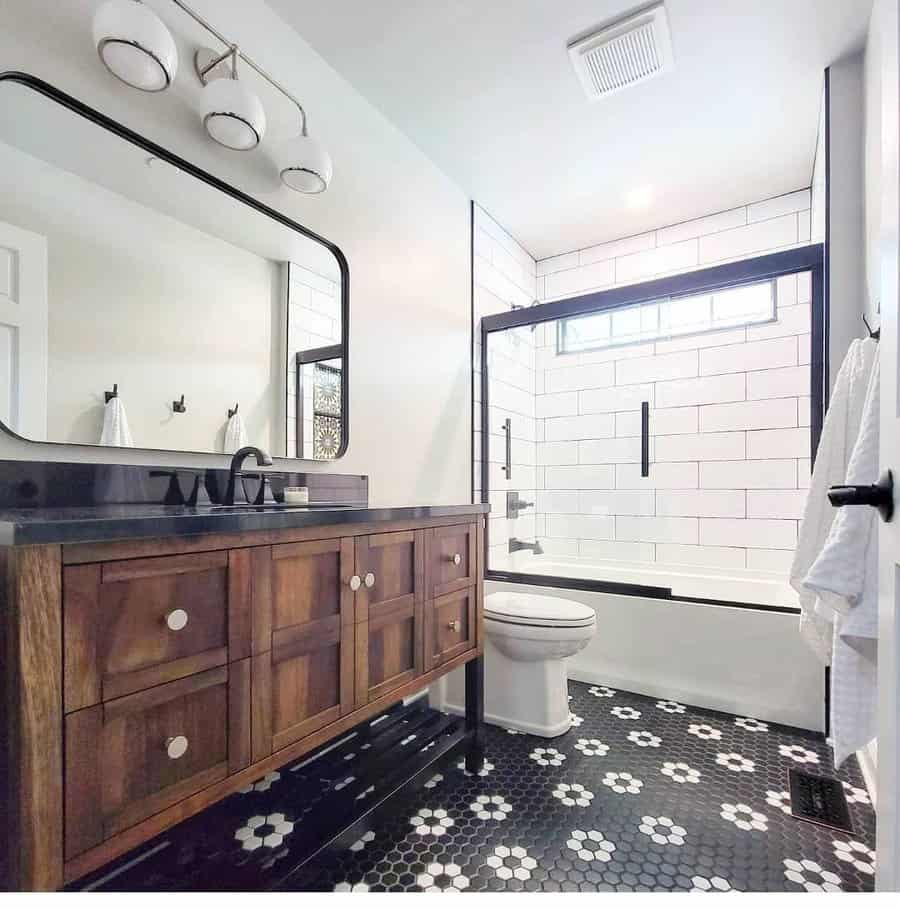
587, 685, 616, 698
778, 744, 820, 765
627, 730, 662, 748
529, 747, 566, 767
656, 700, 686, 714
74, 680, 876, 894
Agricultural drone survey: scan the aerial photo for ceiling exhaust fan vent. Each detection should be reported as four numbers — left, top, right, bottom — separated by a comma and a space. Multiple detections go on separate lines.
568, 2, 673, 101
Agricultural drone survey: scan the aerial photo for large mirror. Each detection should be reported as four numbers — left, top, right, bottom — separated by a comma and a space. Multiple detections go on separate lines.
0, 74, 348, 460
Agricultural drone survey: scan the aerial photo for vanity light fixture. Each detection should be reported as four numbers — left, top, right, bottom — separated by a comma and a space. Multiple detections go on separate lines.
92, 0, 178, 92
197, 45, 266, 151
277, 116, 333, 194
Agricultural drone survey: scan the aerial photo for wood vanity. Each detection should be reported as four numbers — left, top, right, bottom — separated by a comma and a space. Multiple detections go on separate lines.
0, 504, 487, 890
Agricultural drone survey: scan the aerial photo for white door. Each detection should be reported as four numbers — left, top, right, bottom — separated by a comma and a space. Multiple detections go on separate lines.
0, 219, 48, 440
877, 0, 900, 891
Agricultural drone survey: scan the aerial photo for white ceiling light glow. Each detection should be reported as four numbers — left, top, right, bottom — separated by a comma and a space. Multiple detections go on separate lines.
91, 0, 332, 191
92, 0, 178, 92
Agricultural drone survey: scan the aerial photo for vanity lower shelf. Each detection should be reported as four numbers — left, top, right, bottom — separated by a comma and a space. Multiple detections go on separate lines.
0, 507, 486, 890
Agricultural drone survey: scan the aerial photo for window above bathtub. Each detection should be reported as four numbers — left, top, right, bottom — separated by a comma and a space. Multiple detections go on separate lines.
556, 277, 776, 355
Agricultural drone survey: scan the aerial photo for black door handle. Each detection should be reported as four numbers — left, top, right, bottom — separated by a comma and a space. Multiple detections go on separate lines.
828, 469, 894, 522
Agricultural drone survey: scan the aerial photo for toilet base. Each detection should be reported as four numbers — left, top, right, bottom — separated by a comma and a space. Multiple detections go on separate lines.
434, 634, 574, 738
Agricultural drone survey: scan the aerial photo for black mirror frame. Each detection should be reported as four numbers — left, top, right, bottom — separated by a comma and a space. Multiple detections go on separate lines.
0, 71, 350, 462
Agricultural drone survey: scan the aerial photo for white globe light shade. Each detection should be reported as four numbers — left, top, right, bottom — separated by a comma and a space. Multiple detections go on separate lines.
279, 133, 333, 193
200, 78, 267, 151
92, 0, 178, 92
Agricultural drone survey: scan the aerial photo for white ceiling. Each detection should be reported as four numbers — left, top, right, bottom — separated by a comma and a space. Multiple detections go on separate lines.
269, 0, 872, 260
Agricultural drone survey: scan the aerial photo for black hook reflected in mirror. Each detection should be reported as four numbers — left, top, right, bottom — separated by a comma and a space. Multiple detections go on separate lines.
104, 383, 118, 403
173, 394, 186, 414
228, 403, 239, 418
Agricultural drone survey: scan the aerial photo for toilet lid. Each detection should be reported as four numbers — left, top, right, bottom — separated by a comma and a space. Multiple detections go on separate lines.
485, 592, 595, 628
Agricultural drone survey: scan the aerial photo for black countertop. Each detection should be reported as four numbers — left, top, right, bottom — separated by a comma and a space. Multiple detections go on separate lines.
0, 503, 490, 547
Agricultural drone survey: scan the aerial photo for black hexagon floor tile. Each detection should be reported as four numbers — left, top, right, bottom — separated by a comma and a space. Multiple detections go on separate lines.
71, 682, 876, 892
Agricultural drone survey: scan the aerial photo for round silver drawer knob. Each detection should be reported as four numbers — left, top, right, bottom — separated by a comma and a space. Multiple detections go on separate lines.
451, 553, 462, 566
349, 575, 361, 591
165, 609, 189, 631
448, 620, 461, 633
166, 735, 189, 760
364, 572, 376, 588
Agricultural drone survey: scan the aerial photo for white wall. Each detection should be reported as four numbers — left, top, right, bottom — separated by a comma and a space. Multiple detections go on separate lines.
0, 0, 471, 508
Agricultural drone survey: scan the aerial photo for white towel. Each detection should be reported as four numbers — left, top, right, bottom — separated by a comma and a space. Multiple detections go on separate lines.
223, 412, 248, 453
790, 338, 878, 660
99, 396, 134, 447
803, 346, 880, 767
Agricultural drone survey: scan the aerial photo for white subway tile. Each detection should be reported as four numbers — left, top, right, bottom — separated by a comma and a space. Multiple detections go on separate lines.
545, 361, 615, 393
701, 459, 796, 489
656, 373, 746, 408
776, 274, 798, 307
617, 516, 698, 544
656, 543, 747, 569
798, 334, 811, 366
615, 239, 699, 284
538, 539, 581, 557
746, 428, 810, 459
698, 214, 798, 263
544, 259, 615, 299
798, 397, 811, 427
655, 431, 745, 462
536, 392, 579, 418
746, 548, 795, 573
653, 326, 746, 355
579, 490, 656, 516
615, 411, 642, 437
656, 490, 746, 518
580, 231, 656, 265
547, 514, 616, 540
799, 209, 811, 242
616, 350, 698, 385
545, 465, 616, 489
536, 491, 579, 513
580, 383, 655, 414
489, 380, 534, 419
536, 252, 578, 276
656, 206, 747, 245
700, 337, 797, 376
578, 540, 656, 562
798, 272, 811, 303
747, 189, 811, 223
699, 518, 797, 549
545, 413, 616, 441
700, 398, 797, 432
747, 490, 809, 519
745, 304, 810, 341
617, 462, 699, 489
577, 341, 655, 365
488, 407, 536, 440
746, 365, 809, 400
650, 406, 698, 436
579, 437, 642, 464
537, 441, 578, 465
797, 459, 811, 489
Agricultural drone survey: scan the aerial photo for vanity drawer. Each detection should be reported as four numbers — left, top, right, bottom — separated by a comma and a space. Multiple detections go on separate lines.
425, 587, 477, 670
64, 663, 250, 859
63, 550, 252, 710
426, 523, 477, 598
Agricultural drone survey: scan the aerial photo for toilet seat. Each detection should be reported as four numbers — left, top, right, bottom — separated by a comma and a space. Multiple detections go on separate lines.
485, 592, 595, 628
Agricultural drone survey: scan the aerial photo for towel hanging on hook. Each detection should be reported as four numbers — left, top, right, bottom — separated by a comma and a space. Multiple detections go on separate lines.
862, 313, 880, 340
228, 403, 239, 418
104, 383, 118, 403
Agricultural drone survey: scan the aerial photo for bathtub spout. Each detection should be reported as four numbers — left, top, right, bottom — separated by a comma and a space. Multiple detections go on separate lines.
509, 537, 543, 555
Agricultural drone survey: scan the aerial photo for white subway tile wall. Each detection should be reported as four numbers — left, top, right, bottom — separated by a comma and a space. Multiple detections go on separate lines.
478, 190, 816, 586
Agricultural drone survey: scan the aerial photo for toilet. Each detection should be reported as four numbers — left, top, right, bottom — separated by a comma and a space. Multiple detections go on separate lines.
482, 591, 596, 737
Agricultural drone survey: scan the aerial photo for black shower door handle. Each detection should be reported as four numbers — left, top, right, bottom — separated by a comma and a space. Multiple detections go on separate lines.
641, 402, 650, 477
828, 469, 894, 522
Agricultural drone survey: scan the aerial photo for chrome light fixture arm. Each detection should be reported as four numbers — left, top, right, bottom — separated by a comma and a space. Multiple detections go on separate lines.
170, 0, 309, 135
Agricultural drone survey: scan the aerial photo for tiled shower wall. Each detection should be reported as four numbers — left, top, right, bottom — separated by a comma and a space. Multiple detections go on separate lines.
286, 262, 342, 458
471, 205, 538, 565
533, 270, 812, 574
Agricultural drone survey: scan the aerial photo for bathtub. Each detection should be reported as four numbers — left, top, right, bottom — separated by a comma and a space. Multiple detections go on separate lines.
432, 557, 825, 732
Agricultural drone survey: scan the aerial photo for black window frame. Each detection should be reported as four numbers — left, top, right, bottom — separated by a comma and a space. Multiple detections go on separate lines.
480, 244, 826, 614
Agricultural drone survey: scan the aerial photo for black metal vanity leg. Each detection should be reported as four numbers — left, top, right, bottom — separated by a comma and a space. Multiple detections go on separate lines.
464, 655, 485, 772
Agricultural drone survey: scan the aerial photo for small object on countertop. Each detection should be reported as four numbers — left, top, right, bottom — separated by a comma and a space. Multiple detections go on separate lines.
283, 486, 309, 505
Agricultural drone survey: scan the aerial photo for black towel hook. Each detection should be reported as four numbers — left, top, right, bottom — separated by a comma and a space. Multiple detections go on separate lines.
173, 394, 187, 413
862, 313, 880, 340
104, 383, 118, 403
228, 403, 239, 418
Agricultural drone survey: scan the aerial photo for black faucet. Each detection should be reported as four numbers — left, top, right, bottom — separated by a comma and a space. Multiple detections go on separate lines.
225, 446, 273, 505
509, 537, 544, 555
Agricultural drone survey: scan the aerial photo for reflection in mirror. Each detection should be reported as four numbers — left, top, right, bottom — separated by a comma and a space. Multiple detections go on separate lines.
0, 76, 347, 460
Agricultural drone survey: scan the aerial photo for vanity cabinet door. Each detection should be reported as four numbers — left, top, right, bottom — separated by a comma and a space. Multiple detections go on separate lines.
427, 523, 477, 598
253, 538, 356, 757
64, 663, 250, 859
425, 587, 477, 671
63, 550, 252, 711
354, 530, 426, 706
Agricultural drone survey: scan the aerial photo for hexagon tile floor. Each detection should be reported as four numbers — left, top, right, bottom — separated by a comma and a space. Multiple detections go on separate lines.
71, 681, 876, 893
